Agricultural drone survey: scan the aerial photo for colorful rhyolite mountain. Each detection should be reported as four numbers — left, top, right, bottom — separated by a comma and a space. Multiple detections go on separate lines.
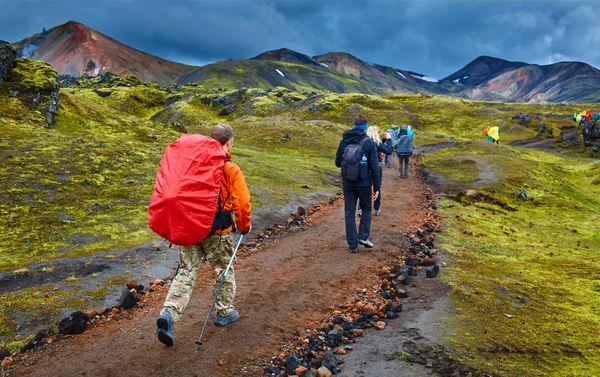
9, 22, 600, 102
11, 21, 194, 85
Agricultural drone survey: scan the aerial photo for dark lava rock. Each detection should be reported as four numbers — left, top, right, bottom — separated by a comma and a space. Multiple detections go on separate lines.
285, 354, 301, 374
34, 330, 47, 342
282, 133, 293, 141
0, 44, 17, 86
0, 347, 9, 361
391, 302, 403, 313
58, 74, 79, 88
21, 339, 37, 353
322, 351, 340, 369
309, 103, 319, 112
117, 289, 140, 310
512, 112, 531, 125
219, 104, 236, 116
136, 284, 144, 294
426, 264, 440, 278
265, 366, 281, 374
537, 122, 546, 133
327, 326, 344, 341
582, 121, 600, 146
561, 127, 581, 146
386, 311, 399, 319
299, 370, 316, 377
94, 89, 111, 97
514, 189, 529, 201
59, 311, 89, 335
212, 89, 245, 107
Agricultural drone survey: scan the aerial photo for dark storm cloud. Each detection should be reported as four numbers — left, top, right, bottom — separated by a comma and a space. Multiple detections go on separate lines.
1, 0, 599, 78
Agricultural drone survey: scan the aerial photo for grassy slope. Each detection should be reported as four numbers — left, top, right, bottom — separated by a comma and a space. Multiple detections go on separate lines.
417, 119, 600, 373
1, 60, 600, 374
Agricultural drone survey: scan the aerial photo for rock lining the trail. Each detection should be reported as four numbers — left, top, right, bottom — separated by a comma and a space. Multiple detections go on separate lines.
2, 193, 345, 368
257, 182, 486, 376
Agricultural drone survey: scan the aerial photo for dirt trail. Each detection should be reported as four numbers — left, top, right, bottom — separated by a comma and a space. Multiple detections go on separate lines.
11, 166, 426, 377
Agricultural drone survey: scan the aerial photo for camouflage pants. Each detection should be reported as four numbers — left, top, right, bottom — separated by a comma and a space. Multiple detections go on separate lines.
161, 233, 236, 321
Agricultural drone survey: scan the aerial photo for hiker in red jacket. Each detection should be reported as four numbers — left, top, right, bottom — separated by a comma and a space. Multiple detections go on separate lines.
156, 123, 252, 346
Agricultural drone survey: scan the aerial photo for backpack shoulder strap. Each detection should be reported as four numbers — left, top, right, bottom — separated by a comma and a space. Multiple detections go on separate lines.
358, 135, 370, 148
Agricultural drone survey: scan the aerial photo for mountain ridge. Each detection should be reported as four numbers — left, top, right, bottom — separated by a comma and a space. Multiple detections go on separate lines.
8, 21, 600, 102
11, 21, 195, 85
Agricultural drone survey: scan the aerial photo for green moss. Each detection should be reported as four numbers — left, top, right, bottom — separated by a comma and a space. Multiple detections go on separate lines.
423, 141, 600, 375
105, 275, 127, 286
85, 288, 109, 300
10, 58, 57, 92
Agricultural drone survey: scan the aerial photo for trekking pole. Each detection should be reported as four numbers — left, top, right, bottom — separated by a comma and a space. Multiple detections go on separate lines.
194, 234, 244, 352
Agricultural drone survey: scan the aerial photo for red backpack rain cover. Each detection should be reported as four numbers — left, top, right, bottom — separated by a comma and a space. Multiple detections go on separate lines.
148, 134, 226, 246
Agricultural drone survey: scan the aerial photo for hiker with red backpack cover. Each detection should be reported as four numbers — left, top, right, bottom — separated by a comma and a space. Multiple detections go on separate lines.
149, 123, 251, 346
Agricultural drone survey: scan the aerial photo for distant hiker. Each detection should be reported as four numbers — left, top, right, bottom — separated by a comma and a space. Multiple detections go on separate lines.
384, 127, 397, 167
395, 125, 414, 178
487, 125, 500, 144
153, 123, 252, 346
335, 116, 381, 253
586, 109, 592, 122
407, 125, 415, 140
367, 126, 392, 216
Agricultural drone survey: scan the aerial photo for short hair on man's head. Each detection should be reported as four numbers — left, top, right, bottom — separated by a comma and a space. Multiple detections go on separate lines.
211, 123, 234, 145
354, 115, 368, 126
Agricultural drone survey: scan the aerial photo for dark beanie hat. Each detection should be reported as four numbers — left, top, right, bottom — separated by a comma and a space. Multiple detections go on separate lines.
354, 115, 368, 126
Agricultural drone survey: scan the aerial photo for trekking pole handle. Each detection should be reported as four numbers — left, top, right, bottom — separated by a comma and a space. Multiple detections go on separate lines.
195, 234, 244, 351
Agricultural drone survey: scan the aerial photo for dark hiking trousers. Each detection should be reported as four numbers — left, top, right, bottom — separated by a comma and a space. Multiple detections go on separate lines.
374, 167, 383, 211
343, 185, 373, 250
399, 155, 410, 177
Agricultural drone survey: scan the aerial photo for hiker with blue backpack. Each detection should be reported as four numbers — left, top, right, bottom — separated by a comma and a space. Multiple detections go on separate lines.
335, 116, 381, 253
395, 125, 414, 178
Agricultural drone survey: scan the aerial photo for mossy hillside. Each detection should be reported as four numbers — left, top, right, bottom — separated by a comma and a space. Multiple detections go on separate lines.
0, 58, 58, 125
421, 142, 600, 375
178, 59, 385, 94
0, 86, 182, 273
9, 58, 57, 92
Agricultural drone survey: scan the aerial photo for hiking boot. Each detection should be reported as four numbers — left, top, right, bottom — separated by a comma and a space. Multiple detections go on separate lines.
359, 239, 374, 248
374, 209, 381, 216
357, 209, 362, 217
349, 246, 358, 253
156, 310, 174, 346
215, 309, 239, 326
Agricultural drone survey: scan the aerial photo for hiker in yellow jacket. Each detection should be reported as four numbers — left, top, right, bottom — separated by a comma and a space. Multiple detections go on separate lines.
487, 126, 500, 144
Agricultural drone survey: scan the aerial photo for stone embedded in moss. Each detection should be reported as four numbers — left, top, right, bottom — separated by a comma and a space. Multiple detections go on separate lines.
0, 44, 17, 86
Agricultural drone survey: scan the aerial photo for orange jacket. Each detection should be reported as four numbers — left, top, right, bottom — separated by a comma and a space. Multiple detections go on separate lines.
218, 152, 251, 233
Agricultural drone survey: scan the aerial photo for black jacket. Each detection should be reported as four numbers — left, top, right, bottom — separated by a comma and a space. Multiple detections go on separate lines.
379, 138, 393, 157
335, 129, 381, 191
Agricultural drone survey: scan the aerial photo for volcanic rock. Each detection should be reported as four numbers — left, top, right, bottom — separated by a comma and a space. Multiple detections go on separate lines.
0, 44, 16, 86
219, 104, 236, 116
59, 311, 88, 335
285, 354, 301, 374
426, 264, 440, 278
317, 366, 332, 377
117, 289, 140, 309
265, 366, 281, 374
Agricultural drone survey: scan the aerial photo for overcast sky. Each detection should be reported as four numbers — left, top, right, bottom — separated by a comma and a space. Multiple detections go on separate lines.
1, 0, 598, 79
